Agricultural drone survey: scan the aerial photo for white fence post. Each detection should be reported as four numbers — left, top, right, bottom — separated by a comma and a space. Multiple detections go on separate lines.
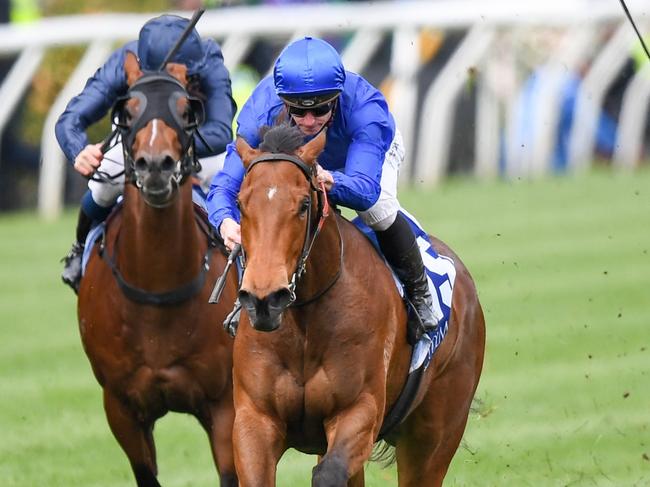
38, 40, 113, 221
613, 62, 650, 169
567, 22, 632, 171
0, 46, 45, 163
415, 25, 496, 185
390, 26, 420, 182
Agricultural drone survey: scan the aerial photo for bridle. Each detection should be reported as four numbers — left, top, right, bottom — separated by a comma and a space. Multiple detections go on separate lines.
111, 71, 204, 201
99, 70, 217, 306
243, 152, 342, 306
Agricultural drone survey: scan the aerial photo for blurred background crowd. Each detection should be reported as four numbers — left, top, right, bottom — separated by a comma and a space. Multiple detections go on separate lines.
0, 0, 648, 213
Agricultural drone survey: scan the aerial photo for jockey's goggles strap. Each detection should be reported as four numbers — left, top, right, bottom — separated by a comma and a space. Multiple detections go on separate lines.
280, 92, 339, 108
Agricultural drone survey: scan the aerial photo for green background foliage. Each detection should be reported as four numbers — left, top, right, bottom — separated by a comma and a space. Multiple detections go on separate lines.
1, 169, 649, 485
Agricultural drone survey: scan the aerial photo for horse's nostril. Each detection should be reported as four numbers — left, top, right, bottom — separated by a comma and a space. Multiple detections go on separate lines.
238, 289, 252, 307
267, 288, 293, 310
161, 156, 176, 173
135, 158, 148, 172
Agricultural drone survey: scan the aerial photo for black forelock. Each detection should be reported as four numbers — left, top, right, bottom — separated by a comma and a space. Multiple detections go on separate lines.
258, 124, 305, 154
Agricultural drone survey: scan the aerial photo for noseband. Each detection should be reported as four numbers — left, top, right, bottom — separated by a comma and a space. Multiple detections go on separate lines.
113, 72, 203, 191
244, 152, 338, 305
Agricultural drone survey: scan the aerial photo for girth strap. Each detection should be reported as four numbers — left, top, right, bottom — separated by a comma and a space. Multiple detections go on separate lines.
376, 361, 427, 441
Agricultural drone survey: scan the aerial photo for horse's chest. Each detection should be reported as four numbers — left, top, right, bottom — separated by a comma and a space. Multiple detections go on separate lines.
276, 364, 364, 424
271, 364, 364, 453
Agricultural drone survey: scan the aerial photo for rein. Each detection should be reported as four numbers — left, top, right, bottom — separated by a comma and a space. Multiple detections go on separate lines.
244, 152, 341, 306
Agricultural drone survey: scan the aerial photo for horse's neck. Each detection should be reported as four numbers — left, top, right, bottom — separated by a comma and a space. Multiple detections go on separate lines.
118, 185, 202, 283
298, 213, 342, 301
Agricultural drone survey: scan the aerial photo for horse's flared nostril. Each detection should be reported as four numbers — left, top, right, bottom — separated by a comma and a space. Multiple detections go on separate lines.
160, 155, 176, 173
135, 157, 148, 172
238, 289, 254, 309
238, 287, 291, 332
267, 288, 293, 312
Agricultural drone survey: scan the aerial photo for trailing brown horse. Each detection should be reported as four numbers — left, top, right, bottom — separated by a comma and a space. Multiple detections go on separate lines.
77, 51, 238, 487
231, 125, 485, 486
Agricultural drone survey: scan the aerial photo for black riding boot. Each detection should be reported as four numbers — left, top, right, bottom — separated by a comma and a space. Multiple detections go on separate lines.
61, 208, 93, 294
376, 213, 438, 344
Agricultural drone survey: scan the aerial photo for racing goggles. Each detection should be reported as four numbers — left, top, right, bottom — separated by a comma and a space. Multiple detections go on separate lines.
287, 102, 334, 118
281, 92, 339, 118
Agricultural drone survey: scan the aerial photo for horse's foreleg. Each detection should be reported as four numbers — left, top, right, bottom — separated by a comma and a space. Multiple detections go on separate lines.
312, 392, 378, 487
200, 398, 238, 487
103, 389, 160, 487
232, 403, 285, 487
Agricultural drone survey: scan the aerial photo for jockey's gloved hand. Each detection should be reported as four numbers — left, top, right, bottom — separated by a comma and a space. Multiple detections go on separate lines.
220, 218, 241, 251
315, 164, 334, 191
74, 143, 104, 177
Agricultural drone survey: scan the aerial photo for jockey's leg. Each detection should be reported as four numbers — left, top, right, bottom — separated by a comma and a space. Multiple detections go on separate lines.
357, 131, 437, 344
61, 144, 125, 293
375, 212, 437, 343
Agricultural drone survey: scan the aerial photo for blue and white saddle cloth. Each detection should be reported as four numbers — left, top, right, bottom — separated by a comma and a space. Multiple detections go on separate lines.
352, 209, 456, 372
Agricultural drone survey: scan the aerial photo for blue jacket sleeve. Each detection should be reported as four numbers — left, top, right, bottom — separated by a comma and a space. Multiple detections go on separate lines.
206, 92, 264, 232
329, 122, 384, 211
207, 142, 245, 232
193, 40, 236, 157
55, 46, 130, 163
328, 85, 391, 210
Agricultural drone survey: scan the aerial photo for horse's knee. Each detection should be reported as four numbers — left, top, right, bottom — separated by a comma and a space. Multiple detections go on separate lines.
312, 454, 348, 487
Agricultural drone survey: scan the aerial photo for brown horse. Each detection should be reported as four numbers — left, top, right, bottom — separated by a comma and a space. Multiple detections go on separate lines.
230, 125, 485, 486
77, 51, 238, 487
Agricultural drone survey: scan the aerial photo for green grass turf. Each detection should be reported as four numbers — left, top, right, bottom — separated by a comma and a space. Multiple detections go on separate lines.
1, 168, 648, 486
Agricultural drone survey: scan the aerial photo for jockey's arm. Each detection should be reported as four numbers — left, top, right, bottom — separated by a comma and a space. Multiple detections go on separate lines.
207, 142, 246, 247
193, 40, 236, 157
325, 122, 387, 211
55, 46, 131, 166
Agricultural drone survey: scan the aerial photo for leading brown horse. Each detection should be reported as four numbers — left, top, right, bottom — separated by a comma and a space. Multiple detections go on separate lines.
77, 52, 238, 487
230, 124, 485, 486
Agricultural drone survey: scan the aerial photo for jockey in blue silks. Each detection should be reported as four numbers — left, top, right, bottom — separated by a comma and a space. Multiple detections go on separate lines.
207, 36, 437, 341
56, 14, 236, 293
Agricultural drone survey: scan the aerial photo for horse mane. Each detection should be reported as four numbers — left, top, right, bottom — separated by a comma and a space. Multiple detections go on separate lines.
258, 123, 304, 154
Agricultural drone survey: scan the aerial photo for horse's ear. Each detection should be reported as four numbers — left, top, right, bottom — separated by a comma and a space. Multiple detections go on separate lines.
236, 136, 261, 169
296, 130, 326, 165
165, 62, 188, 86
124, 51, 143, 87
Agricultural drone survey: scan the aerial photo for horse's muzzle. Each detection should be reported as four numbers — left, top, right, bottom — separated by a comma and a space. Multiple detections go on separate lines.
134, 155, 177, 206
238, 287, 293, 332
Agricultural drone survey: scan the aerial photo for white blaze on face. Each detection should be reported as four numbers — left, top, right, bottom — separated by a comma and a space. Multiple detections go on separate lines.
149, 119, 160, 147
267, 186, 278, 200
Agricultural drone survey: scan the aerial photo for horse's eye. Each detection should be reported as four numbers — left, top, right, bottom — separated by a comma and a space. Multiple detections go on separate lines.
299, 198, 310, 216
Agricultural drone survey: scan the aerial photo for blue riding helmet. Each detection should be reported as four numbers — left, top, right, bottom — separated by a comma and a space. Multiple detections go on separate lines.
273, 36, 345, 108
137, 14, 205, 72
